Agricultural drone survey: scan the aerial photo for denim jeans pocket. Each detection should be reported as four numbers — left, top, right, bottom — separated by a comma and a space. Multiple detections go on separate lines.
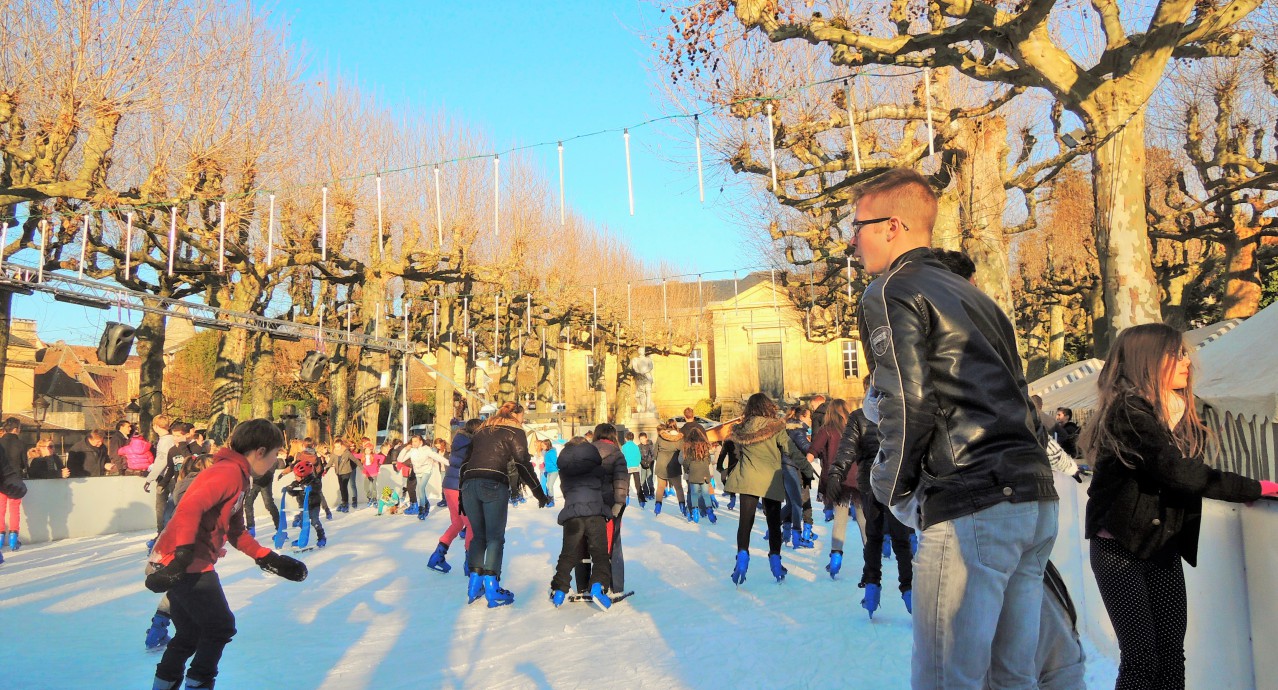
970, 501, 1037, 573
476, 480, 506, 503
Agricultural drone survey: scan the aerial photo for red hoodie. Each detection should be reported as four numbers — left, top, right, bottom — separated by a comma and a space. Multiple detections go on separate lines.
150, 447, 271, 572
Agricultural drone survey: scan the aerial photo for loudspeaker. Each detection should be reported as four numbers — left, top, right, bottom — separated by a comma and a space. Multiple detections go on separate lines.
299, 351, 329, 383
97, 321, 136, 365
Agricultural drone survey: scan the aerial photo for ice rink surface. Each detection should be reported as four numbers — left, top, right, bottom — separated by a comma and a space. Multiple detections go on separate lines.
0, 501, 1117, 689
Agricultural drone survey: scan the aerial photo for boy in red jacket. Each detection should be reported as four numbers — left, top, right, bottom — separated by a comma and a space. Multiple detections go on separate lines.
145, 419, 307, 690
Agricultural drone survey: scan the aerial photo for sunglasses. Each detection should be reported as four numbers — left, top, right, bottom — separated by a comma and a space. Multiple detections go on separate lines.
850, 216, 908, 238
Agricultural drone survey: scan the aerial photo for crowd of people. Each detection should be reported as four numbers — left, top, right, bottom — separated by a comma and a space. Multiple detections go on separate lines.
2, 165, 1270, 690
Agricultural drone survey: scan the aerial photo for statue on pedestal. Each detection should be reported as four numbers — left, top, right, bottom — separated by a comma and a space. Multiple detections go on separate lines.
631, 348, 656, 416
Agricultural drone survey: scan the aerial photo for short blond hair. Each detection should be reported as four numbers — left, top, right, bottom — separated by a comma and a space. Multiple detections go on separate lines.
152, 414, 173, 432
855, 168, 938, 233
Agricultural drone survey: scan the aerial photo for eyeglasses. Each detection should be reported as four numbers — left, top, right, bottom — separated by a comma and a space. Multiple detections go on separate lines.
850, 216, 908, 239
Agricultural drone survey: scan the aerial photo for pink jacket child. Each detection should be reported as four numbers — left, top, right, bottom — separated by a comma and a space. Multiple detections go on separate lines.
119, 434, 155, 471
359, 450, 385, 479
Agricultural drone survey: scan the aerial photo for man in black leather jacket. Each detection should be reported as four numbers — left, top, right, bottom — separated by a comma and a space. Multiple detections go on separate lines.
852, 168, 1058, 689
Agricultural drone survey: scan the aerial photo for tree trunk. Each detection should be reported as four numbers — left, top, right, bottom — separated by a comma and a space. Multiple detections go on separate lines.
210, 328, 249, 428
952, 117, 1015, 316
1087, 285, 1107, 358
1222, 220, 1262, 319
538, 322, 562, 404
135, 305, 167, 436
433, 299, 457, 441
0, 290, 11, 416
329, 347, 351, 439
1091, 108, 1162, 351
1048, 302, 1065, 372
249, 332, 274, 419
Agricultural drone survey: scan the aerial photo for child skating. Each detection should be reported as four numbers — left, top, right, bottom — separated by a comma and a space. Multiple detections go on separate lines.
145, 419, 307, 690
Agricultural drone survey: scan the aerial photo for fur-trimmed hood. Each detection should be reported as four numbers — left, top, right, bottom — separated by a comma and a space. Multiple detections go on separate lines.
658, 429, 683, 442
482, 418, 524, 432
731, 416, 787, 446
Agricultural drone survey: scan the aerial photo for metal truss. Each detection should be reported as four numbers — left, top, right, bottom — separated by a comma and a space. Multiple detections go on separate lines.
0, 259, 411, 354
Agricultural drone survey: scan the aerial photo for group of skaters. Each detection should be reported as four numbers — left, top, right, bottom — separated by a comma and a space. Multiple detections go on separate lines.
75, 164, 1274, 689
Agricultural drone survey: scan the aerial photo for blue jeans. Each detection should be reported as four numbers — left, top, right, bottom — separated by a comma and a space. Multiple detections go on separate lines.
912, 499, 1058, 690
461, 478, 511, 577
687, 482, 710, 512
781, 464, 803, 530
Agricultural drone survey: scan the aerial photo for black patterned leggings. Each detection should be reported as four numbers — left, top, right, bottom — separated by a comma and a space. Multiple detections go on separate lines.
1090, 536, 1187, 690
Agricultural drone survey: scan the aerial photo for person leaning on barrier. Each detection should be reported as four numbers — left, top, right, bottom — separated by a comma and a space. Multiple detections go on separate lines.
64, 430, 112, 478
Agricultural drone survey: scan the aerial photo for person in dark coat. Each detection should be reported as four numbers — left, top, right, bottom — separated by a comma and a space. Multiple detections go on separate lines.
1084, 323, 1278, 689
575, 424, 630, 593
0, 417, 28, 480
652, 420, 685, 515
459, 402, 548, 607
1052, 407, 1081, 458
108, 420, 133, 474
64, 430, 111, 478
548, 437, 612, 606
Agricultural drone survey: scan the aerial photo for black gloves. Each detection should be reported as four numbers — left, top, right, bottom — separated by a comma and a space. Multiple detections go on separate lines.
143, 481, 152, 493
538, 494, 550, 509
1072, 472, 1084, 483
256, 551, 308, 582
822, 477, 844, 506
145, 545, 195, 593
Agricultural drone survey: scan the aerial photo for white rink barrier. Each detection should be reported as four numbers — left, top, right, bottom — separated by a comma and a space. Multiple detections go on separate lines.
15, 471, 352, 544
1055, 474, 1276, 690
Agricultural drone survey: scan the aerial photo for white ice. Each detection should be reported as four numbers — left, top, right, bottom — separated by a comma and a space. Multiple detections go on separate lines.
0, 502, 1118, 689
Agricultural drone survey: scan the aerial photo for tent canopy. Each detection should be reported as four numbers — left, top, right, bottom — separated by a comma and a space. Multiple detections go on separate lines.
1195, 306, 1278, 422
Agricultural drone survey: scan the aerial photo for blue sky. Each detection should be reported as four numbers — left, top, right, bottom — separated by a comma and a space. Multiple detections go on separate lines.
16, 0, 756, 345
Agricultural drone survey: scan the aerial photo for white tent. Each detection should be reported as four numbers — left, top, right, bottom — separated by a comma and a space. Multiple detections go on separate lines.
1194, 307, 1278, 479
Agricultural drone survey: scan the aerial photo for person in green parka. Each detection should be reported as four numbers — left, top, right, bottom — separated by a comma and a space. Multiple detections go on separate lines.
723, 392, 799, 584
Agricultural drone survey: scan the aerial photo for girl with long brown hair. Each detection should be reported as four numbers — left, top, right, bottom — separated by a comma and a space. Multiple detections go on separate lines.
809, 399, 865, 574
724, 392, 799, 585
1084, 323, 1278, 689
652, 418, 686, 516
681, 424, 716, 524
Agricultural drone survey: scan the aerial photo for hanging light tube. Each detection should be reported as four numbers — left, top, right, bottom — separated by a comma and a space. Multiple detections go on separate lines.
124, 212, 134, 277
624, 129, 634, 216
558, 142, 566, 227
321, 185, 328, 261
0, 220, 8, 267
924, 67, 935, 157
695, 114, 705, 203
218, 201, 226, 274
376, 174, 384, 256
493, 155, 500, 239
167, 206, 177, 277
433, 165, 443, 247
78, 214, 88, 279
266, 195, 275, 266
766, 102, 779, 191
845, 79, 863, 173
38, 219, 47, 283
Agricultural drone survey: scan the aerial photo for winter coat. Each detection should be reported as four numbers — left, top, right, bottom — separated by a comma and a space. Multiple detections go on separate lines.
66, 439, 110, 478
653, 430, 683, 481
786, 421, 812, 463
682, 446, 713, 484
108, 430, 130, 468
149, 447, 271, 574
26, 453, 61, 479
542, 446, 558, 474
861, 247, 1056, 530
637, 441, 655, 470
723, 417, 793, 501
830, 410, 877, 506
444, 432, 471, 491
555, 440, 610, 525
812, 402, 828, 430
149, 440, 201, 491
0, 445, 25, 499
0, 433, 28, 478
358, 452, 384, 479
332, 450, 357, 475
118, 435, 154, 472
593, 439, 630, 507
810, 425, 841, 495
461, 419, 547, 503
1085, 392, 1260, 566
620, 441, 642, 471
1053, 420, 1081, 458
